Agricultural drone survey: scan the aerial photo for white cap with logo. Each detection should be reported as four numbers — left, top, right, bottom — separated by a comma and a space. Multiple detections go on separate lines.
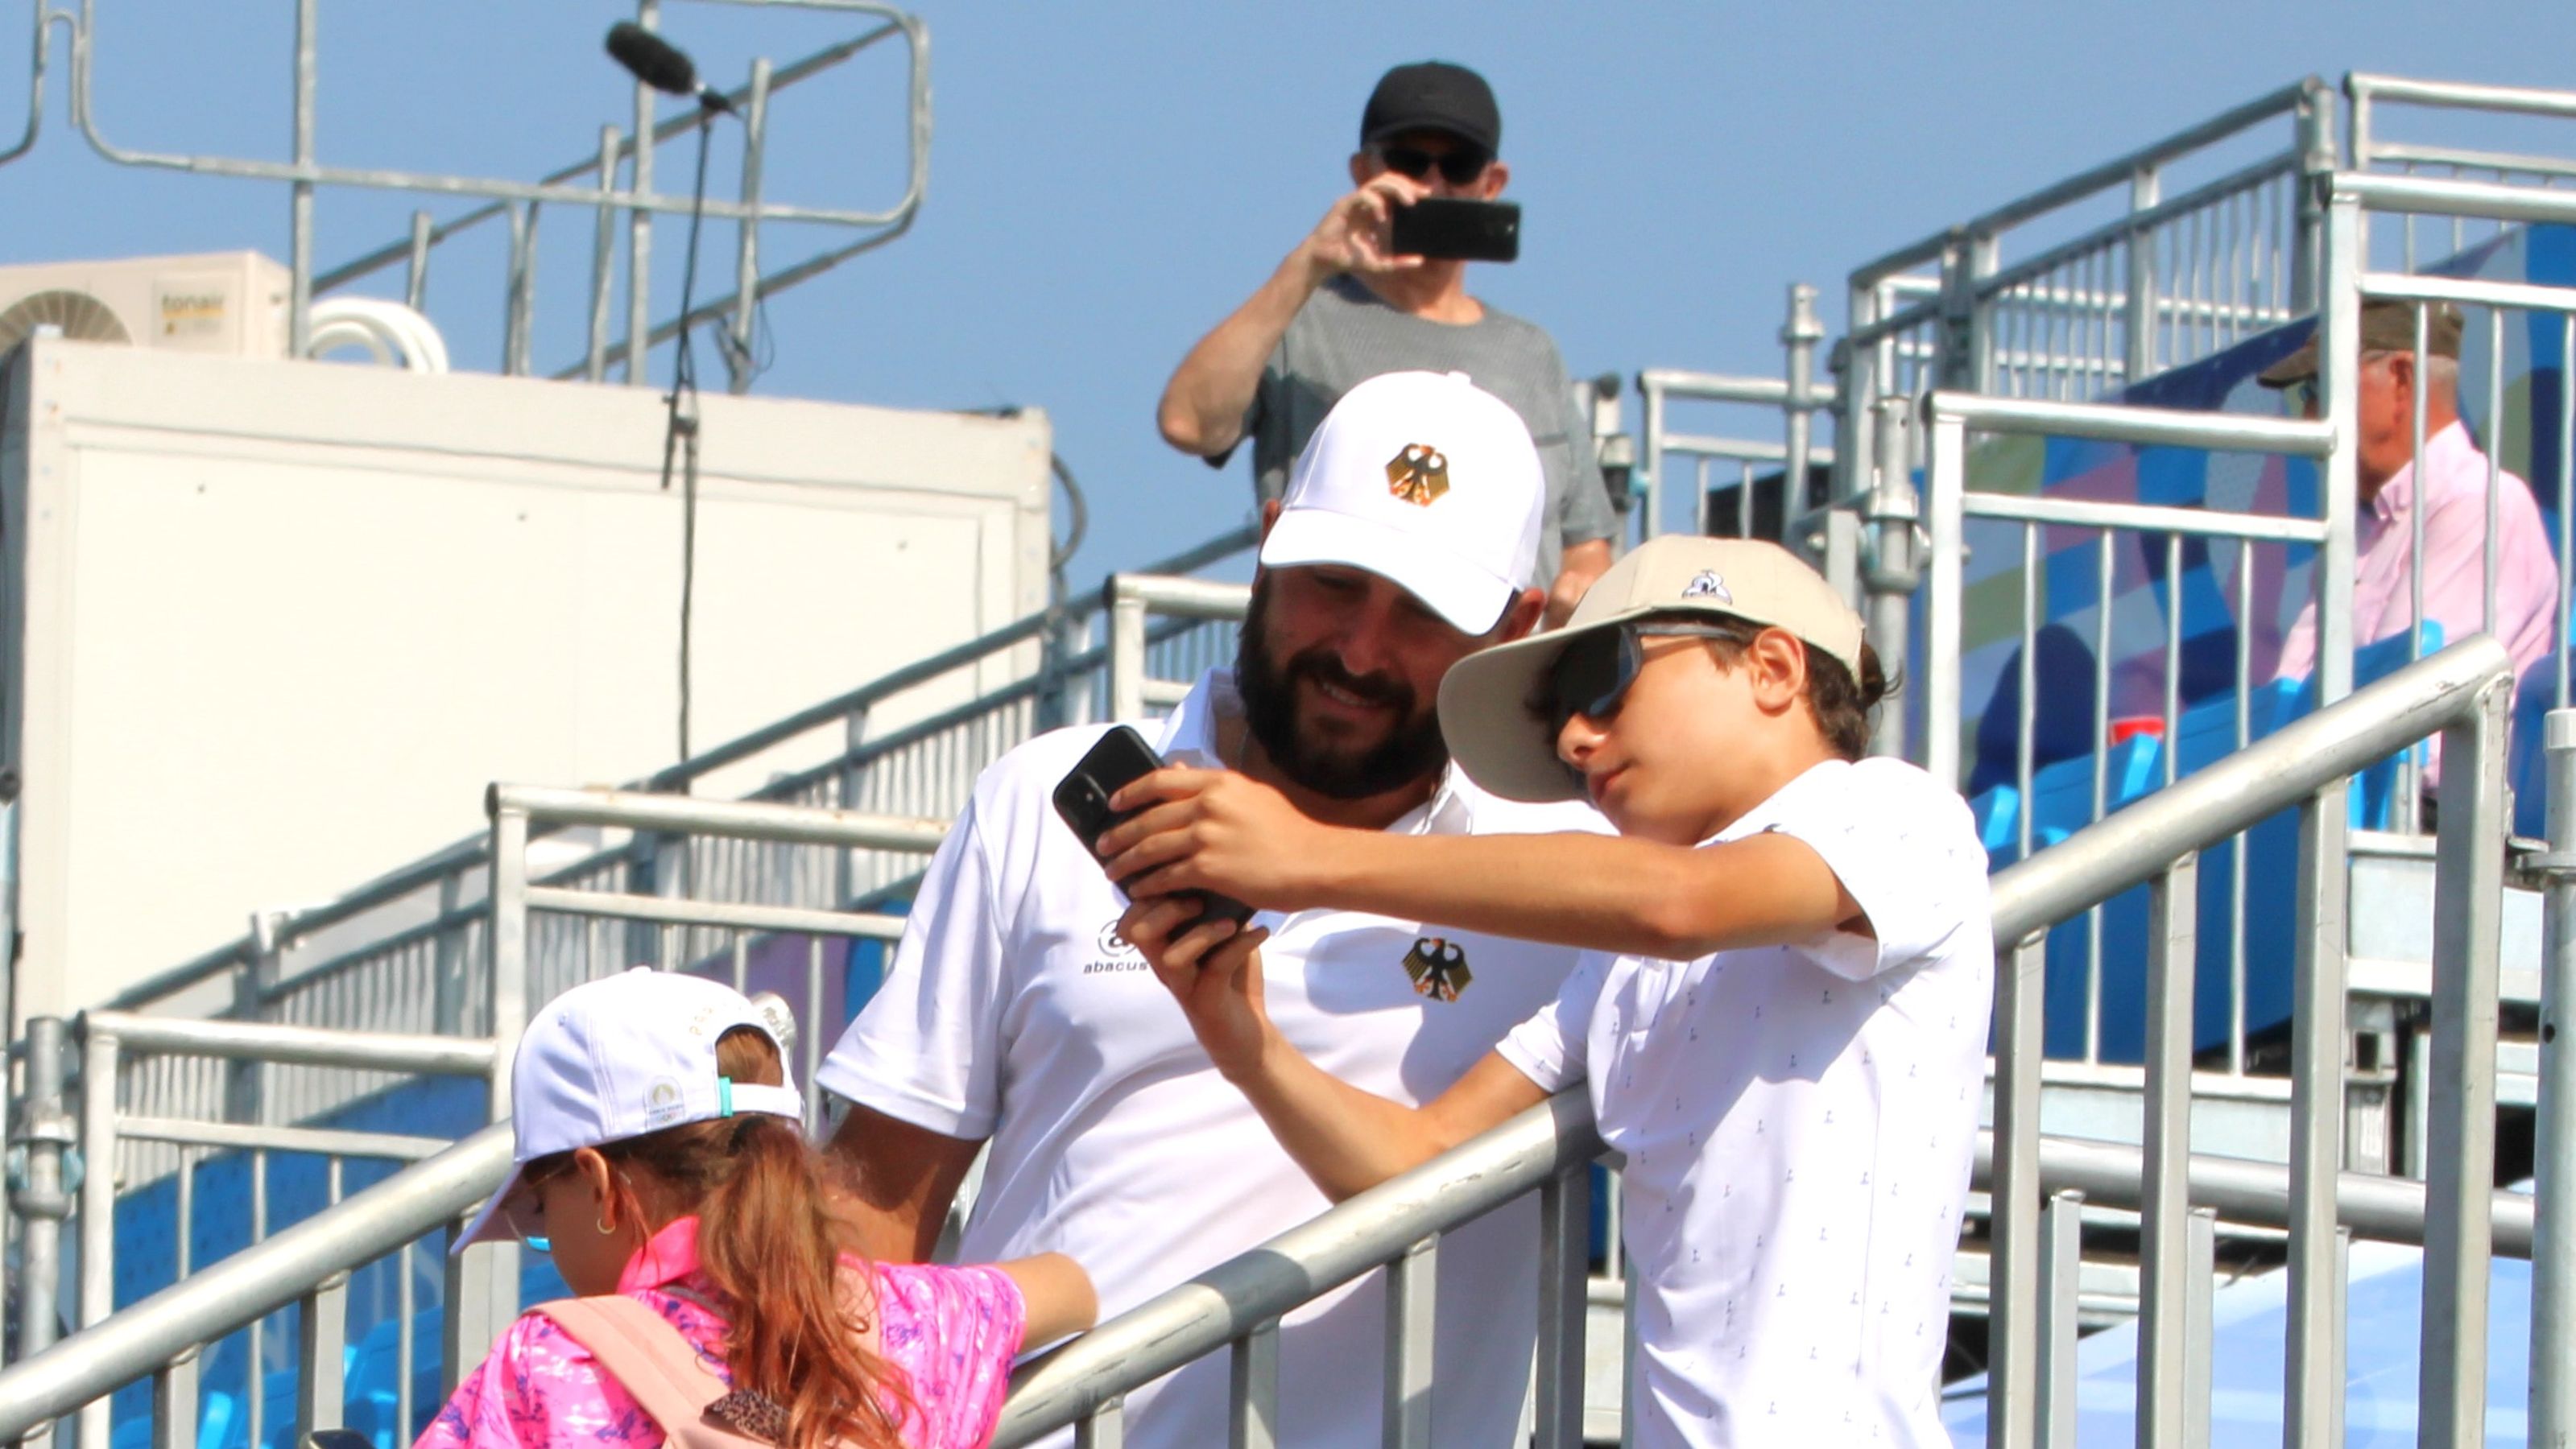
1259, 369, 1544, 634
453, 968, 804, 1251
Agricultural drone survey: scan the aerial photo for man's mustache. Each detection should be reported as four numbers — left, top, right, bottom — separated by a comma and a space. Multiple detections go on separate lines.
1288, 651, 1412, 711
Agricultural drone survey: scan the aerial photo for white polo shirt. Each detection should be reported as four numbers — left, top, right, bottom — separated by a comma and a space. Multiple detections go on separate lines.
1498, 758, 1993, 1449
820, 668, 1600, 1449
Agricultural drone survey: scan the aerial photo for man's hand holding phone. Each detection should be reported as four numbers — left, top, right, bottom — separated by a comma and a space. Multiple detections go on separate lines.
1299, 173, 1432, 283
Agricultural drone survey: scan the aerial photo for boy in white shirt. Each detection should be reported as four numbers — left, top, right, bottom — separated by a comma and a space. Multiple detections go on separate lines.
1102, 535, 1995, 1447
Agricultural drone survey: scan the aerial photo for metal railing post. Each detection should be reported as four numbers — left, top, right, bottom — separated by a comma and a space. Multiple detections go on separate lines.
74, 1022, 118, 1449
404, 209, 432, 313
10, 1016, 72, 1367
728, 59, 772, 394
1227, 1321, 1278, 1449
151, 1348, 198, 1449
1636, 374, 1666, 542
623, 0, 660, 385
2137, 856, 2200, 1447
2315, 192, 2362, 708
432, 869, 469, 1037
2035, 1189, 2083, 1449
227, 910, 285, 1122
502, 202, 539, 376
2291, 80, 2335, 311
1987, 931, 2049, 1449
1863, 396, 1918, 759
2421, 678, 2510, 1447
1532, 1158, 1588, 1449
1781, 282, 1823, 517
296, 1271, 349, 1437
1381, 1235, 1436, 1449
1921, 402, 1966, 784
2283, 780, 2350, 1449
588, 125, 622, 383
1106, 579, 1149, 723
2533, 708, 2576, 1447
287, 0, 316, 358
2123, 164, 2161, 386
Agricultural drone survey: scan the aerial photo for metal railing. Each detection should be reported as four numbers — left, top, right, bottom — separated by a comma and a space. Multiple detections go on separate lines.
1, 0, 932, 385
1835, 78, 2334, 515
2348, 74, 2576, 273
1629, 283, 1842, 547
1, 644, 2561, 1448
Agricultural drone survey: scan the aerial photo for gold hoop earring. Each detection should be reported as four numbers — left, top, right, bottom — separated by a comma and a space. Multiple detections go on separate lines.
596, 1213, 617, 1236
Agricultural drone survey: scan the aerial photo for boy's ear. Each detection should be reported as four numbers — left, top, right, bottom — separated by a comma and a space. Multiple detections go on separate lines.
1746, 629, 1809, 713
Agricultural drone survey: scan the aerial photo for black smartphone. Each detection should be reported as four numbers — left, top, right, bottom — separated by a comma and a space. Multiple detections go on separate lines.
1052, 725, 1256, 928
1389, 197, 1520, 262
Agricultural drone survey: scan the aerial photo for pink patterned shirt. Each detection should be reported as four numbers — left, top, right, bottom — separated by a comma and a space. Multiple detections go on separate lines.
417, 1218, 1026, 1448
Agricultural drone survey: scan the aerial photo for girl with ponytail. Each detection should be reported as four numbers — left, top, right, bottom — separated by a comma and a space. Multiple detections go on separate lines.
422, 969, 1093, 1448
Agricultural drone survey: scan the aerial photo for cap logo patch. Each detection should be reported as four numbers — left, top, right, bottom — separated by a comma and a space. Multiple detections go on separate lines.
1401, 936, 1472, 1001
1682, 569, 1731, 602
1385, 444, 1450, 507
643, 1077, 686, 1126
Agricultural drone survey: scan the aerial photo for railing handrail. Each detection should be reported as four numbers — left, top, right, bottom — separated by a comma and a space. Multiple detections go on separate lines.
0, 1125, 513, 1442
990, 1090, 1602, 1447
98, 523, 1259, 1015
1850, 77, 2322, 284
1988, 636, 2513, 941
488, 783, 949, 852
77, 1010, 498, 1076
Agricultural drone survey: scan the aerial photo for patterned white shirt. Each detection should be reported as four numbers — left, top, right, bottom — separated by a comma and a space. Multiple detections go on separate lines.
1499, 758, 1994, 1447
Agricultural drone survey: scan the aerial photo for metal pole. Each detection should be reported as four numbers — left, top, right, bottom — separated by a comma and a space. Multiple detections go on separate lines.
1108, 582, 1149, 723
404, 209, 432, 314
2533, 707, 2576, 1447
2291, 82, 2334, 312
1987, 932, 2048, 1449
2125, 166, 2161, 386
287, 0, 316, 358
10, 1017, 70, 1366
624, 0, 660, 385
2136, 856, 2199, 1448
588, 126, 622, 384
1923, 406, 1967, 786
2316, 193, 2362, 707
728, 60, 771, 394
1864, 397, 1917, 759
1782, 283, 1822, 519
74, 1024, 117, 1449
2283, 778, 2351, 1449
2421, 678, 2509, 1447
2035, 1189, 2084, 1449
503, 204, 538, 377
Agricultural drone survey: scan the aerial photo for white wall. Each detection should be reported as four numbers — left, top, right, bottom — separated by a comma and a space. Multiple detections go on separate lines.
2, 337, 1052, 1014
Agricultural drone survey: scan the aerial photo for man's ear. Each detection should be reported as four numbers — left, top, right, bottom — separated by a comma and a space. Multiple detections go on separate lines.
1349, 151, 1374, 189
1491, 586, 1546, 644
1258, 497, 1284, 545
1479, 159, 1511, 201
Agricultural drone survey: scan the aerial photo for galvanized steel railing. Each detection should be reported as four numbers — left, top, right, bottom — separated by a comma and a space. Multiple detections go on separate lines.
0, 0, 932, 385
2, 645, 2563, 1448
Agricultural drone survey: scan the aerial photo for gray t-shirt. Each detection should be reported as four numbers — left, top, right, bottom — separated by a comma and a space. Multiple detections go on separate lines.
1229, 275, 1617, 585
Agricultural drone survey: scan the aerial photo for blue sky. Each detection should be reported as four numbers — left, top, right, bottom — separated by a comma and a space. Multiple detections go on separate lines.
0, 1, 2563, 584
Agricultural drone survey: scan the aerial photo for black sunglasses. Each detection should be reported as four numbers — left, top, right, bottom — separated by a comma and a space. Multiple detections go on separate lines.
1375, 144, 1491, 186
1541, 621, 1744, 735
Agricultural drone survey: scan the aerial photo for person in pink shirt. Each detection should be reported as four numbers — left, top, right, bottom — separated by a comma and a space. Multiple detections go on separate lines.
420, 969, 1094, 1449
2264, 299, 2561, 779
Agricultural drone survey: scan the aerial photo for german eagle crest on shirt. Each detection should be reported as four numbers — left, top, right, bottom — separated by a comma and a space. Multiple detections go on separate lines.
1402, 936, 1472, 1001
1385, 444, 1450, 506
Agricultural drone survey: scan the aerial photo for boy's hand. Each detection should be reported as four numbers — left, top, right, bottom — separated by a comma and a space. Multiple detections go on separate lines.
1098, 768, 1336, 911
1120, 896, 1276, 1081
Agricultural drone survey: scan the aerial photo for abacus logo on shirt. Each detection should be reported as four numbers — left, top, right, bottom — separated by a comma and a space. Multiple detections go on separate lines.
1084, 918, 1149, 976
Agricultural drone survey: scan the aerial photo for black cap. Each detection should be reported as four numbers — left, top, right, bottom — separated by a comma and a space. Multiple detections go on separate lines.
1360, 62, 1500, 156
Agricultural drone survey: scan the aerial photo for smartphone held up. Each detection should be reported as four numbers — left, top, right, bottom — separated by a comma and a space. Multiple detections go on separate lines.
1052, 727, 1256, 930
1389, 196, 1520, 264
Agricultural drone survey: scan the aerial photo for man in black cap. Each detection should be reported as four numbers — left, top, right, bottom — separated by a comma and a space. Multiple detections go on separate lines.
1159, 60, 1617, 625
2257, 299, 2557, 774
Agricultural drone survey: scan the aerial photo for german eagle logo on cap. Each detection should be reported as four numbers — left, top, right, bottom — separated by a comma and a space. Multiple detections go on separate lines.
1402, 936, 1472, 1001
1385, 444, 1450, 506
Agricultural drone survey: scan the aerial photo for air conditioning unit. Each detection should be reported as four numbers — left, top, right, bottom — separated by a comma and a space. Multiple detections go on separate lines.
0, 251, 290, 360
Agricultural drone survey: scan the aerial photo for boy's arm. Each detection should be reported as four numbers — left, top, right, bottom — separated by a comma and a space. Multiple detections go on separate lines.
1123, 898, 1546, 1200
1101, 770, 1863, 962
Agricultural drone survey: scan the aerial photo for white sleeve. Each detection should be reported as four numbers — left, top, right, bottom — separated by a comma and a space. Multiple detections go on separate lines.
1765, 764, 1987, 983
816, 795, 1011, 1141
1494, 951, 1610, 1093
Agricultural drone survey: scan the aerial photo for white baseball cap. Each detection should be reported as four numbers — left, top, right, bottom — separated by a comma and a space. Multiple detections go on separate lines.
453, 968, 804, 1252
1259, 369, 1544, 634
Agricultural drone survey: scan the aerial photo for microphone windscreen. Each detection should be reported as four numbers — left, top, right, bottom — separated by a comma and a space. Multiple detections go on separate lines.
605, 22, 698, 97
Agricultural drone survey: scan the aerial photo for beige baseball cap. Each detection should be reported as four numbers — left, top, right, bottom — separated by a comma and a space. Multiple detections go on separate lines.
1437, 535, 1866, 802
1259, 369, 1544, 634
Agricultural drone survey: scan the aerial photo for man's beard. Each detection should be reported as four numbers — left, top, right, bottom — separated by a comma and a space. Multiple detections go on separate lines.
1235, 583, 1451, 801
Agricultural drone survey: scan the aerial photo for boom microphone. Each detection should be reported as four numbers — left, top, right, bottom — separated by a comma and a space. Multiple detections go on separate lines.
605, 21, 736, 114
